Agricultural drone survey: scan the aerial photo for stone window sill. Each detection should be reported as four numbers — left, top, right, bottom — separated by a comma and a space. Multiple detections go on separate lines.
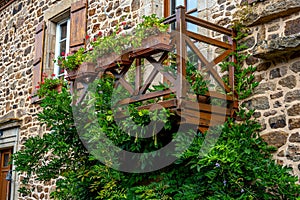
245, 0, 300, 26
253, 34, 300, 59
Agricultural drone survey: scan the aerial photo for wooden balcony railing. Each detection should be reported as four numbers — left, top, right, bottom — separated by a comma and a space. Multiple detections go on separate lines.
71, 6, 238, 132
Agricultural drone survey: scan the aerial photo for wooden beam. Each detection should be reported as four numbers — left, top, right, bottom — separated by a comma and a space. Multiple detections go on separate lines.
186, 31, 232, 50
134, 58, 142, 95
182, 100, 232, 116
185, 38, 231, 93
185, 14, 232, 36
118, 89, 175, 105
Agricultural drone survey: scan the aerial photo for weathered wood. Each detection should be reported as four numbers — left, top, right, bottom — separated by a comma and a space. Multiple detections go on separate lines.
32, 22, 45, 100
139, 67, 159, 94
181, 100, 232, 116
185, 38, 231, 93
70, 0, 87, 52
182, 108, 228, 122
118, 89, 175, 105
146, 57, 176, 84
185, 14, 232, 36
186, 31, 232, 50
176, 6, 187, 106
137, 99, 177, 110
134, 58, 142, 95
229, 30, 237, 94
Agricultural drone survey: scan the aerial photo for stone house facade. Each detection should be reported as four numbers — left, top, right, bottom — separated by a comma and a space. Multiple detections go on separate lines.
0, 0, 299, 199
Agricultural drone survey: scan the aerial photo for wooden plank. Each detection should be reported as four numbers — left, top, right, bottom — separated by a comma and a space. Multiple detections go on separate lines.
186, 31, 232, 50
176, 6, 187, 104
118, 77, 134, 95
185, 37, 210, 66
205, 91, 234, 101
229, 30, 237, 94
130, 44, 172, 58
182, 109, 228, 122
185, 15, 232, 36
118, 89, 175, 105
146, 57, 176, 84
208, 49, 232, 68
198, 126, 208, 134
137, 99, 177, 110
134, 58, 142, 95
180, 114, 222, 127
139, 67, 159, 94
70, 0, 87, 51
163, 15, 176, 24
182, 100, 231, 116
185, 38, 231, 93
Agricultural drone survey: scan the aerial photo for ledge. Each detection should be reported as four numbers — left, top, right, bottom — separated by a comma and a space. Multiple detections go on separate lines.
0, 111, 21, 130
253, 34, 300, 59
245, 0, 300, 26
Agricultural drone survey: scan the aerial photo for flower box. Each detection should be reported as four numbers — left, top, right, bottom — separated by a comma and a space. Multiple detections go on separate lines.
130, 33, 172, 58
66, 62, 96, 80
97, 52, 131, 71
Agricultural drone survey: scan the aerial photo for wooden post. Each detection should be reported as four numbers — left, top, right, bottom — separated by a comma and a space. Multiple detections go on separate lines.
175, 6, 187, 108
229, 30, 236, 92
229, 29, 238, 116
135, 58, 142, 95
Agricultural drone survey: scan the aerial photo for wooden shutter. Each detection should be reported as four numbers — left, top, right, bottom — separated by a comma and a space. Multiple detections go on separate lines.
32, 22, 45, 99
70, 0, 87, 52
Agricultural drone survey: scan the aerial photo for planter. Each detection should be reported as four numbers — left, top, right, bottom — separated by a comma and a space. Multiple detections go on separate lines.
97, 52, 131, 71
78, 62, 96, 74
197, 95, 209, 103
66, 62, 96, 80
55, 83, 63, 93
66, 68, 78, 81
130, 33, 172, 58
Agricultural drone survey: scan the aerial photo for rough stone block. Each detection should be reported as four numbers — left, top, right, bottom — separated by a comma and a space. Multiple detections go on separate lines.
244, 96, 270, 110
269, 66, 287, 79
261, 131, 288, 148
269, 115, 286, 129
290, 60, 300, 73
285, 17, 300, 36
289, 132, 300, 143
278, 75, 296, 89
270, 91, 283, 99
289, 118, 300, 130
287, 103, 300, 116
285, 90, 300, 103
254, 82, 276, 94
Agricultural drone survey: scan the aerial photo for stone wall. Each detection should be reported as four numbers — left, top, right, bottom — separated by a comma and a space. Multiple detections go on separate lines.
209, 0, 300, 177
0, 0, 144, 199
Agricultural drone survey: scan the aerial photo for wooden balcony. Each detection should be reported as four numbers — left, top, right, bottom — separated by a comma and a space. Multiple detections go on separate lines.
71, 6, 238, 133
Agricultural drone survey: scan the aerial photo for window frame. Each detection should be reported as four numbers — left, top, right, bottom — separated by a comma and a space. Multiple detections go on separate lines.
54, 18, 70, 78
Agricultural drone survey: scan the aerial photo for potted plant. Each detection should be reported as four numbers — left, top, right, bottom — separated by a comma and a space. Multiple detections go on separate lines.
36, 74, 65, 98
86, 14, 170, 71
55, 48, 96, 80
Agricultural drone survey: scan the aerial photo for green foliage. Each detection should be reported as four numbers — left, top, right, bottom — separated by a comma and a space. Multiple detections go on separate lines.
36, 76, 65, 98
55, 47, 86, 70
86, 14, 169, 63
13, 15, 300, 200
13, 87, 88, 195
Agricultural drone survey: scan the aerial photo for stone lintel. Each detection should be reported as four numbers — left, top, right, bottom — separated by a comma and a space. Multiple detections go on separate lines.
0, 111, 21, 130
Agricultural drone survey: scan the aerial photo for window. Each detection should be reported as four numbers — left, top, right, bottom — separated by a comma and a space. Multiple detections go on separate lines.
54, 18, 70, 78
32, 0, 87, 101
165, 0, 198, 32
